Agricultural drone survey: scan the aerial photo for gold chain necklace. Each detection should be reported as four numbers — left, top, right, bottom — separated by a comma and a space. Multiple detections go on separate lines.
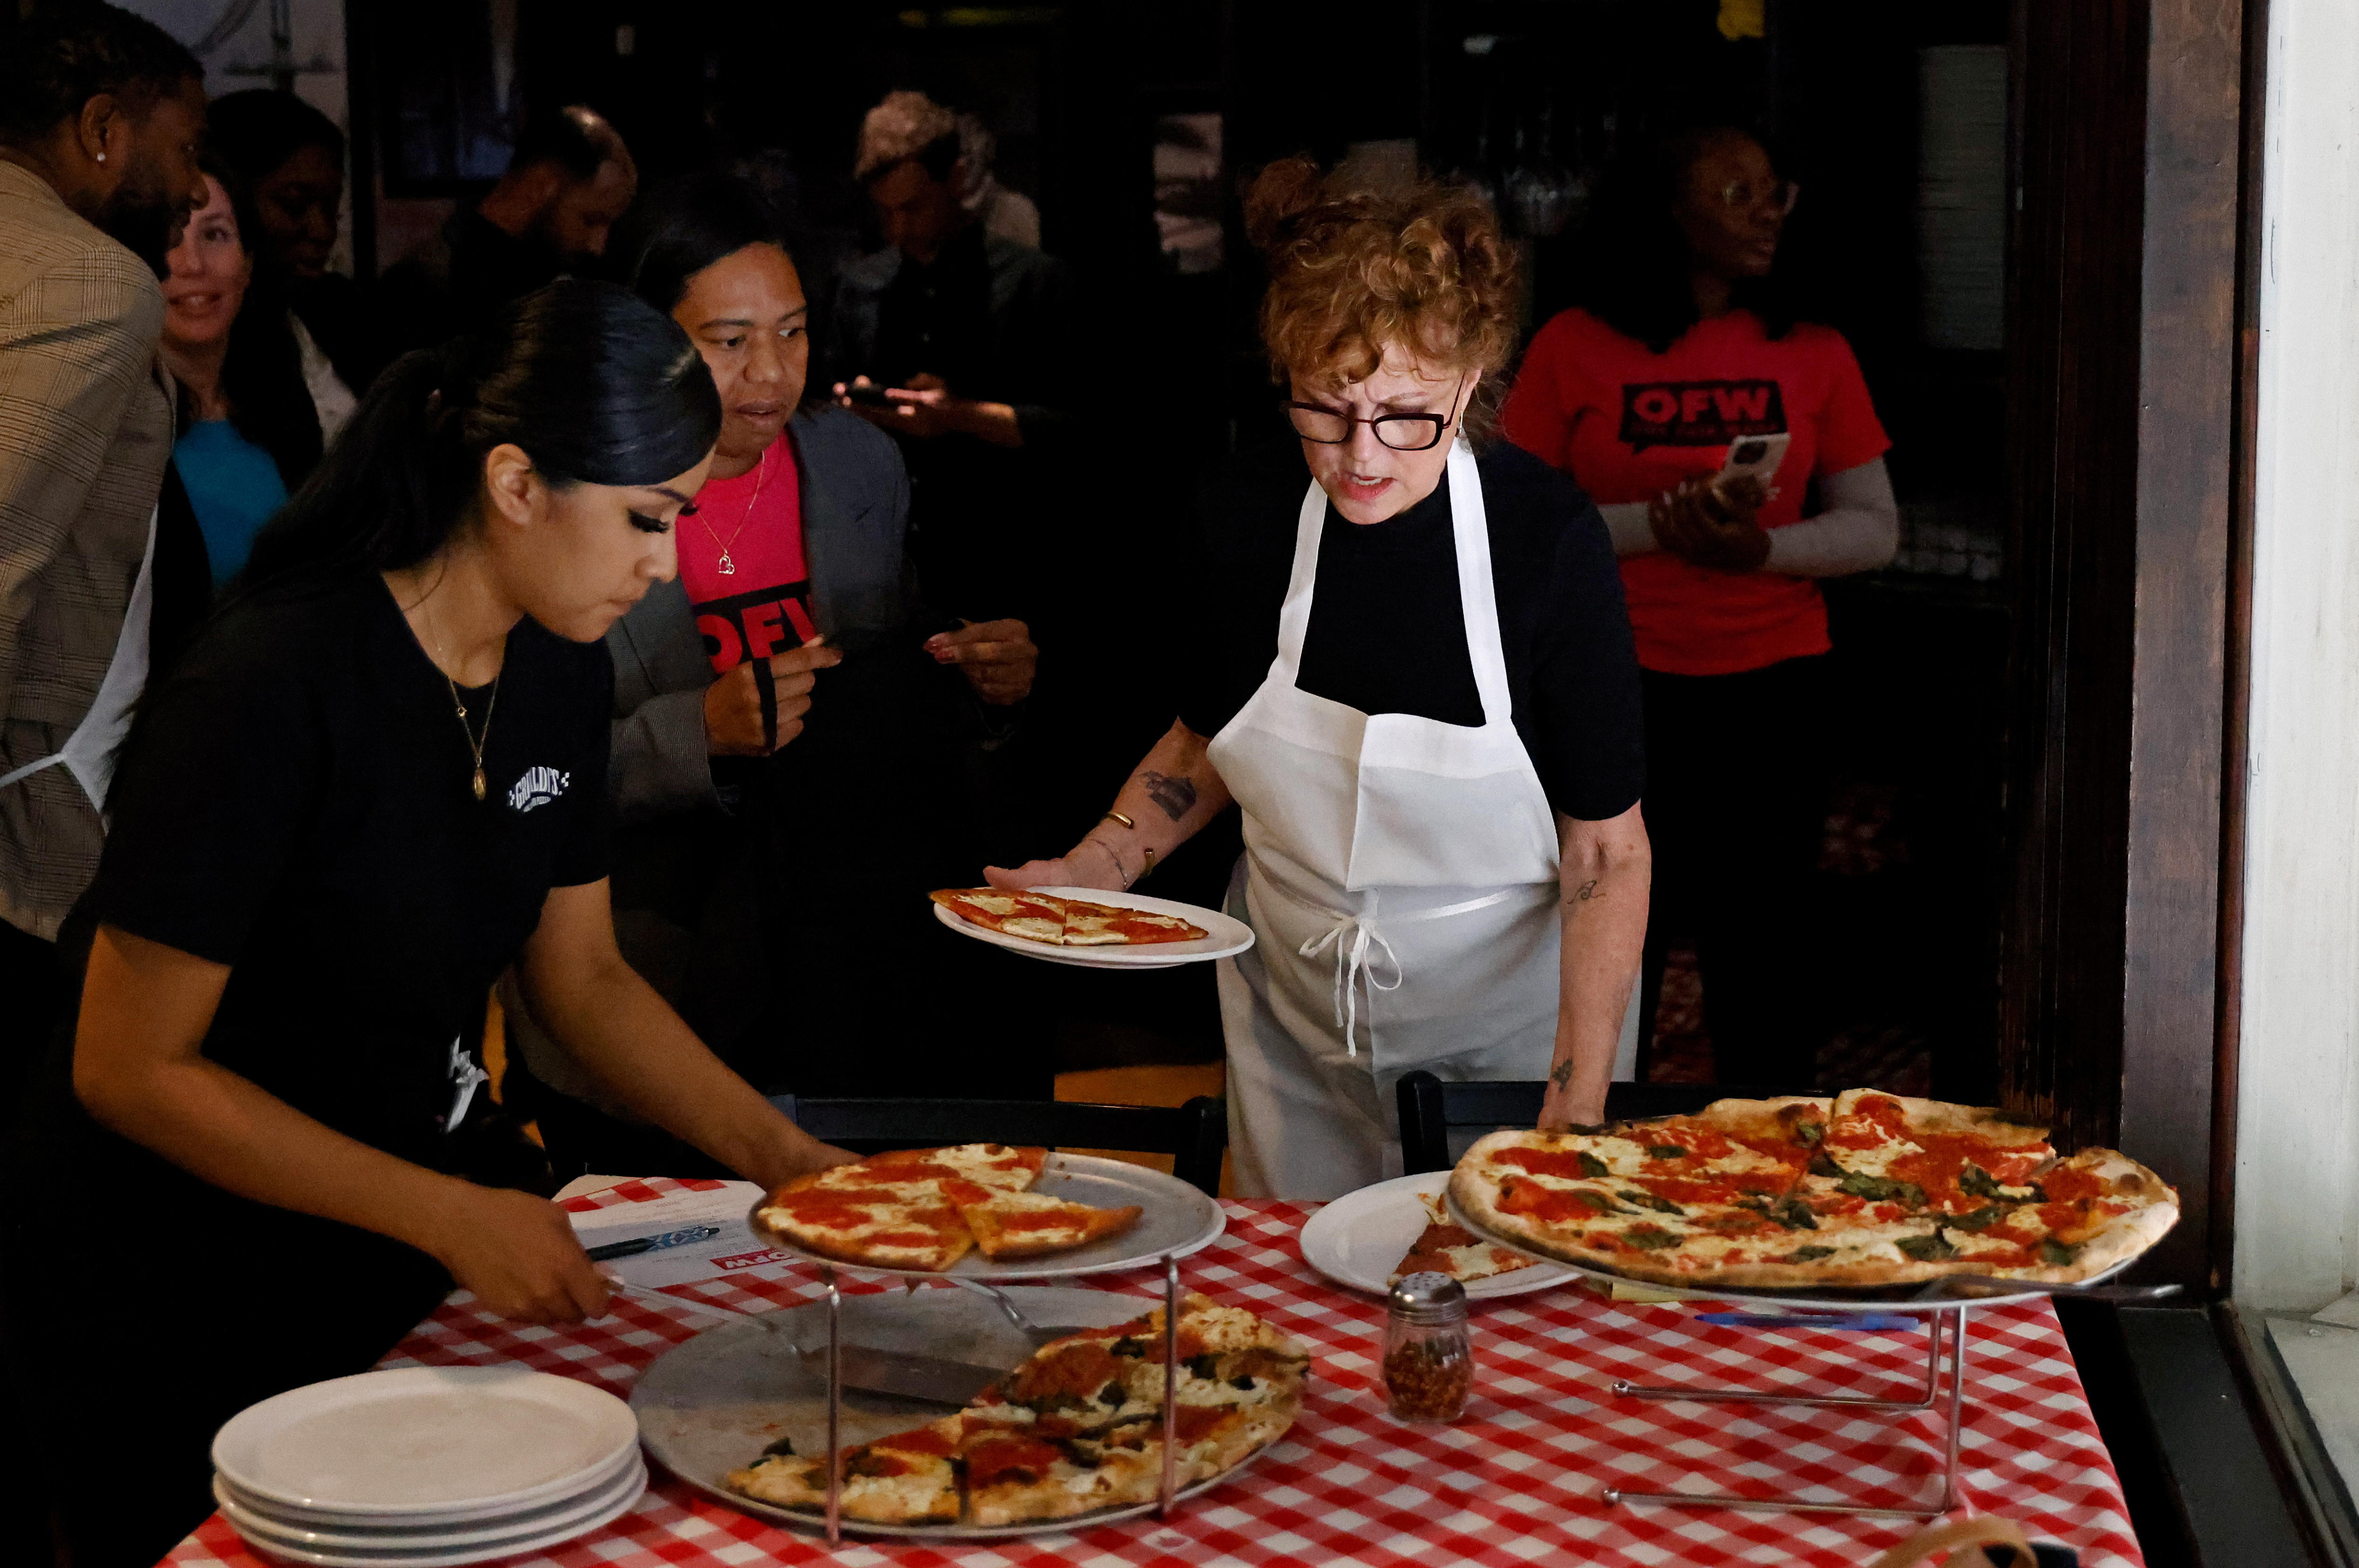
696, 444, 767, 576
423, 598, 501, 801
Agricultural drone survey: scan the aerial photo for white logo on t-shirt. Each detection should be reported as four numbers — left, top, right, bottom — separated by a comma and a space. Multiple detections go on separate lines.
507, 765, 570, 813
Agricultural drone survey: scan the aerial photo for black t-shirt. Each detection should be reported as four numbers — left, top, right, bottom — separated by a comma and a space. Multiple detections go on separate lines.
1178, 442, 1645, 822
64, 560, 611, 1173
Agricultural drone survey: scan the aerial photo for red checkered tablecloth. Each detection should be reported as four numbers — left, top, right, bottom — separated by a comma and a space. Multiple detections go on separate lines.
165, 1179, 2143, 1568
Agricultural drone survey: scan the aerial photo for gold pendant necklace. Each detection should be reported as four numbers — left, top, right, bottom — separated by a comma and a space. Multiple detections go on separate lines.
446, 671, 500, 800
697, 445, 768, 576
420, 594, 501, 801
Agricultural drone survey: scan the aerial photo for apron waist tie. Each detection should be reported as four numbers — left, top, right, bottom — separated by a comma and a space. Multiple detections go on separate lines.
1295, 887, 1519, 1057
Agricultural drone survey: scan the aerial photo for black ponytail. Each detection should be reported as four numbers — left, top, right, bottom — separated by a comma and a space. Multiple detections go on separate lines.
243, 278, 721, 583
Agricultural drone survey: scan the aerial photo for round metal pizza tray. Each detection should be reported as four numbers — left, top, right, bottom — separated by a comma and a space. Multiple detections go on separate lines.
1440, 1189, 2140, 1314
749, 1152, 1226, 1281
630, 1285, 1275, 1539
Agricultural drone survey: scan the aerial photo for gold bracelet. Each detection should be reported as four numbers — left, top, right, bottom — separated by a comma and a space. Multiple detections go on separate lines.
1101, 810, 1136, 830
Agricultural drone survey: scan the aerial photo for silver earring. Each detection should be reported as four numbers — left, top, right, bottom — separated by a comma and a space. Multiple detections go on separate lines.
96, 153, 106, 163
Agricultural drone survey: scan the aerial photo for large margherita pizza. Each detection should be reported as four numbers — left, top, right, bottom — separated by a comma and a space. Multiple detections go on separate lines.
1448, 1090, 2178, 1290
724, 1293, 1308, 1527
754, 1145, 1141, 1271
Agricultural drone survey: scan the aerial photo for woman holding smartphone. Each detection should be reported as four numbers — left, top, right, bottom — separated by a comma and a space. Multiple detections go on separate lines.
1501, 124, 1898, 1092
3, 280, 853, 1568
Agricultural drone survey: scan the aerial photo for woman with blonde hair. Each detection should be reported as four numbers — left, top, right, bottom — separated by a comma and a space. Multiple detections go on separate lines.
990, 159, 1649, 1195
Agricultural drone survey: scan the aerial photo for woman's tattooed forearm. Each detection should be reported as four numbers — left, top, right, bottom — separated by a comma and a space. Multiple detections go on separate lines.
1140, 770, 1197, 821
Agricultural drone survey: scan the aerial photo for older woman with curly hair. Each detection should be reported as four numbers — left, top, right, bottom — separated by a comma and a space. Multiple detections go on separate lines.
989, 159, 1649, 1194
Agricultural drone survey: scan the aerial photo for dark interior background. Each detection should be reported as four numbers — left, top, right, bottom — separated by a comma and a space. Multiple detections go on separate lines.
355, 0, 2017, 1097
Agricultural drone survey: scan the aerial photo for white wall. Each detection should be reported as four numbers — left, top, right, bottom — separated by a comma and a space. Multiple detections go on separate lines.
127, 0, 348, 130
124, 0, 352, 267
2236, 0, 2359, 1311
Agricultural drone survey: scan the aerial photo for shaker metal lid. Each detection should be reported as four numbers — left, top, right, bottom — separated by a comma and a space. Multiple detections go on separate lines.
1389, 1271, 1470, 1322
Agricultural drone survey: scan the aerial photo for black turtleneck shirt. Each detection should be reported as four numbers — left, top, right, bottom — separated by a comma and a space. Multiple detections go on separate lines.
1178, 441, 1645, 822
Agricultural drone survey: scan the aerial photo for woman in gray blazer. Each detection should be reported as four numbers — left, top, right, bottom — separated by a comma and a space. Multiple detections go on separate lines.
504, 175, 1043, 1176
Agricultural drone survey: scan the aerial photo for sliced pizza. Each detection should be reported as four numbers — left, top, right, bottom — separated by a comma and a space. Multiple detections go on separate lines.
1056, 897, 1207, 946
753, 1187, 975, 1272
792, 1143, 1046, 1194
929, 888, 1070, 944
1390, 1191, 1538, 1285
945, 1181, 1143, 1261
722, 1413, 963, 1524
724, 1293, 1309, 1527
931, 887, 1208, 947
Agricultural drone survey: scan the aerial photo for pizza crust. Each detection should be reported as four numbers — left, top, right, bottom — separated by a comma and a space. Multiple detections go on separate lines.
723, 1293, 1308, 1527
1448, 1099, 2179, 1293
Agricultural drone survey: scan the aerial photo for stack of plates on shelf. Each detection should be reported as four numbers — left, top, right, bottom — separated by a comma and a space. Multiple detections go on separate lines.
210, 1366, 645, 1567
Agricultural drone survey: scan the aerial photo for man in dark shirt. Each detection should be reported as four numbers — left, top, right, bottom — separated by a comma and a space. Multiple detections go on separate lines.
828, 91, 1077, 623
379, 105, 636, 353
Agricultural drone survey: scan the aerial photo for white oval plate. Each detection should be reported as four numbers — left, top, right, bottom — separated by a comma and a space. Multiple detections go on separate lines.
751, 1151, 1225, 1280
1299, 1171, 1573, 1300
931, 885, 1253, 969
215, 1462, 645, 1567
213, 1459, 644, 1553
212, 1366, 639, 1517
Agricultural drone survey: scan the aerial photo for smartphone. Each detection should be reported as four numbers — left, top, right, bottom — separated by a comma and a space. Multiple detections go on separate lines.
1718, 431, 1792, 487
843, 381, 895, 409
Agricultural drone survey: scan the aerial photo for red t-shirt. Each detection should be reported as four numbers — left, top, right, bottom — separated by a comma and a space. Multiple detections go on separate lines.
678, 436, 815, 673
1501, 307, 1891, 676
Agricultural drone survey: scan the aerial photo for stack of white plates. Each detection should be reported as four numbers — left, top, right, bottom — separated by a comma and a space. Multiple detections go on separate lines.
210, 1366, 645, 1567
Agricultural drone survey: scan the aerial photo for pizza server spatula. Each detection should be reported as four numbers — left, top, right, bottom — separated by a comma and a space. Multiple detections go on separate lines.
789, 1342, 1012, 1405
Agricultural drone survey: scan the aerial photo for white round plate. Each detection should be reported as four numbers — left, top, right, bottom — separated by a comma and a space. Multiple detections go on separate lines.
931, 885, 1253, 969
214, 1458, 645, 1554
215, 1461, 644, 1567
217, 1447, 640, 1532
213, 1366, 639, 1517
1299, 1171, 1573, 1300
751, 1151, 1224, 1280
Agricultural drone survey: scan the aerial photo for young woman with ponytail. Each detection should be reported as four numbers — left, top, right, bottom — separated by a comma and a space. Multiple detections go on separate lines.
2, 279, 855, 1568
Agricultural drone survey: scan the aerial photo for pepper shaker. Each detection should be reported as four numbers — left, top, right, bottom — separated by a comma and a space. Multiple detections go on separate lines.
1382, 1271, 1473, 1423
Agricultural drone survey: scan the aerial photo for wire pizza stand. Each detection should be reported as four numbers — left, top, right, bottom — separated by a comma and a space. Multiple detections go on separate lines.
733, 1153, 1229, 1546
1442, 1190, 2164, 1520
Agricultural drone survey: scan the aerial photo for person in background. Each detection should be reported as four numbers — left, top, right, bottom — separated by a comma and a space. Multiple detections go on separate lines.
990, 159, 1650, 1192
503, 175, 1043, 1178
1501, 125, 1897, 1091
158, 155, 322, 585
0, 3, 209, 1117
380, 104, 637, 353
830, 89, 1078, 623
4, 281, 855, 1567
955, 109, 1040, 248
205, 87, 382, 437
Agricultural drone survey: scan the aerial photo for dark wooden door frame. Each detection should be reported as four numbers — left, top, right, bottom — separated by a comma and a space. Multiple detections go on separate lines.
2001, 0, 2258, 1292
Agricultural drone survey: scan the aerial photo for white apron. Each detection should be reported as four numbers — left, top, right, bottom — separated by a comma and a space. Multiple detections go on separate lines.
0, 505, 157, 810
1209, 445, 1564, 1199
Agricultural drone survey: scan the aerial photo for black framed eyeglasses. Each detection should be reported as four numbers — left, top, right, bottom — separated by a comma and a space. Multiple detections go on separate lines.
1284, 382, 1466, 452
